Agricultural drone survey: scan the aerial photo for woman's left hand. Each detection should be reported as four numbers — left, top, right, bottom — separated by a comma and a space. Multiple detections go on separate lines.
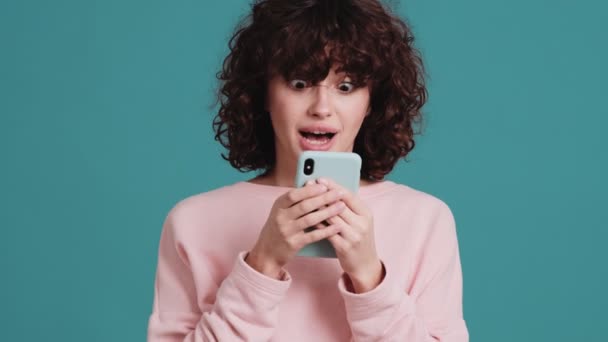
315, 178, 385, 293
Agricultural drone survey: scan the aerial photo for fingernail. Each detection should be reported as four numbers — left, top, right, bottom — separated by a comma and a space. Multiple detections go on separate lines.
306, 180, 314, 186
317, 178, 328, 185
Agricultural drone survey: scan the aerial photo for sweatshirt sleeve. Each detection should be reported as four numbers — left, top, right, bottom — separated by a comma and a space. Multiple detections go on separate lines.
337, 203, 469, 341
147, 209, 291, 342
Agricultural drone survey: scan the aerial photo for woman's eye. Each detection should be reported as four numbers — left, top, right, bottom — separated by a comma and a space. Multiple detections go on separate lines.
289, 79, 308, 89
338, 82, 355, 93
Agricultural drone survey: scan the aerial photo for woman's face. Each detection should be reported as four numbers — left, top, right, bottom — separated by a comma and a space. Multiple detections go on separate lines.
266, 66, 371, 164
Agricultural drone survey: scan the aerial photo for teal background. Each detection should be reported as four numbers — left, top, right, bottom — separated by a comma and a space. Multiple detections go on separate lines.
1, 0, 606, 340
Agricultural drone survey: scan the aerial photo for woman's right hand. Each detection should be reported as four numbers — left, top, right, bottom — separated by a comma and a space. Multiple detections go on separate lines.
245, 181, 346, 279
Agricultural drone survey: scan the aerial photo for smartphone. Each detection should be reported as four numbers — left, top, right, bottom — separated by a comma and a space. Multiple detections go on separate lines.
294, 151, 362, 258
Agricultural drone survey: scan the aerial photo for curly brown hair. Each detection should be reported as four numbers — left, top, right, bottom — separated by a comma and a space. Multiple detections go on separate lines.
213, 0, 427, 181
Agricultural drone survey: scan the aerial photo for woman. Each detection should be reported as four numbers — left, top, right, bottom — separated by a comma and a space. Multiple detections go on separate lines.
148, 0, 469, 340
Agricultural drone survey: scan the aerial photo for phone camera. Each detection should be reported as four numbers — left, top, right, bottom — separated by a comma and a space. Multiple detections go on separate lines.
304, 158, 314, 175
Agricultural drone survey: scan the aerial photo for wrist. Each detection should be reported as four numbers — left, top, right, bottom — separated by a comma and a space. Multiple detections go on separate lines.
245, 250, 284, 280
347, 260, 385, 293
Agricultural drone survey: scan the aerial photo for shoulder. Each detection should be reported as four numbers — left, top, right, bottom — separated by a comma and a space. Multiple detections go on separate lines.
380, 181, 453, 216
374, 181, 458, 236
382, 183, 460, 250
161, 182, 248, 235
175, 182, 244, 211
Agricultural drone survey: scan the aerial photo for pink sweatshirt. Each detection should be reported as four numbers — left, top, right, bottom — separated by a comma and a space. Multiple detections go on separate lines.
147, 181, 469, 341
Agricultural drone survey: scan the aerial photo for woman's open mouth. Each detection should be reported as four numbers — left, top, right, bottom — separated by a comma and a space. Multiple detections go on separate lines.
298, 130, 337, 151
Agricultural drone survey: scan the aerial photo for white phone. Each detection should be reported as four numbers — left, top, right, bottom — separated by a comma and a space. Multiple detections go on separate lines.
294, 151, 362, 258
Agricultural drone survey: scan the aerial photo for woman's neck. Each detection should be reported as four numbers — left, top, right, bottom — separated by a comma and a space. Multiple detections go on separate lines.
248, 170, 377, 188
248, 169, 294, 188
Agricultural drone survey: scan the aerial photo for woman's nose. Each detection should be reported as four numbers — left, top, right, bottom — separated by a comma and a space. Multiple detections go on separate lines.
307, 84, 333, 118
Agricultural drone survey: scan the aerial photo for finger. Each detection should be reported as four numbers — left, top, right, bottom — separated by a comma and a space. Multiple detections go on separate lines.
296, 223, 342, 248
316, 178, 368, 216
286, 188, 345, 219
336, 202, 358, 226
302, 222, 326, 234
276, 182, 328, 209
293, 200, 346, 233
327, 230, 348, 252
326, 215, 358, 254
328, 214, 357, 242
